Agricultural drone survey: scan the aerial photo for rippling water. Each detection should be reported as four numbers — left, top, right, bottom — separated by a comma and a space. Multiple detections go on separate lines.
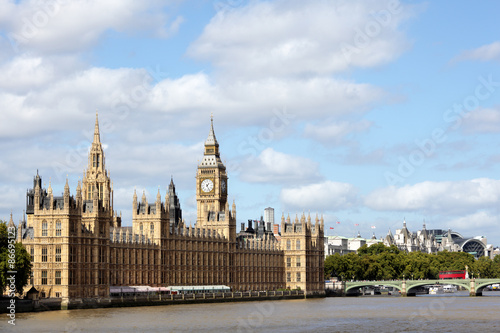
3, 291, 500, 333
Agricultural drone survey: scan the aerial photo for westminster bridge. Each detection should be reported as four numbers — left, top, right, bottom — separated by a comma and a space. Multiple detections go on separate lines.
344, 278, 500, 296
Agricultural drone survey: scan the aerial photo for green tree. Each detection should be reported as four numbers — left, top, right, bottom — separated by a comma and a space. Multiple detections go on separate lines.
471, 256, 496, 278
492, 256, 500, 278
0, 220, 32, 295
324, 243, 495, 282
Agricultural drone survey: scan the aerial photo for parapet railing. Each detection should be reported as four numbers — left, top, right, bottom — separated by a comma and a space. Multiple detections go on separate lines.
109, 289, 304, 301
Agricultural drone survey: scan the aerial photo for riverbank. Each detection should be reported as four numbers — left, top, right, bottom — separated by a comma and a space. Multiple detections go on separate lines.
1, 290, 324, 313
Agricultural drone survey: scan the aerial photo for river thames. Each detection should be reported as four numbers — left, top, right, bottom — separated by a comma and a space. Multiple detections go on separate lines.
3, 291, 499, 332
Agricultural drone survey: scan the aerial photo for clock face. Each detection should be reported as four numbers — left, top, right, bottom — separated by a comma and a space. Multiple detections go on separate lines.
201, 179, 214, 193
221, 179, 227, 193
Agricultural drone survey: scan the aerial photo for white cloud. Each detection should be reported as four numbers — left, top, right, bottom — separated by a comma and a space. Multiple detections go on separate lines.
445, 211, 500, 232
303, 119, 372, 144
0, 64, 153, 138
0, 54, 84, 94
461, 107, 500, 134
149, 73, 385, 126
0, 184, 25, 214
280, 180, 359, 211
452, 41, 500, 63
0, 0, 181, 54
188, 0, 413, 78
239, 148, 322, 184
110, 142, 201, 189
365, 178, 500, 215
0, 56, 385, 140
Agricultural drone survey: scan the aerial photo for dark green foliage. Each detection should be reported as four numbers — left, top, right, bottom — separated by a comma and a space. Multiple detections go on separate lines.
325, 243, 500, 280
0, 220, 32, 295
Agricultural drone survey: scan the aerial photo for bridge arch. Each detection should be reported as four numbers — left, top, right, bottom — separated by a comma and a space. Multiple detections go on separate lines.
345, 282, 402, 293
406, 280, 470, 294
475, 279, 500, 293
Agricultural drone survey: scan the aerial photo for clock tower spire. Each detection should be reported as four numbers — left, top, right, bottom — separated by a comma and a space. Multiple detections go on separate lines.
196, 115, 233, 240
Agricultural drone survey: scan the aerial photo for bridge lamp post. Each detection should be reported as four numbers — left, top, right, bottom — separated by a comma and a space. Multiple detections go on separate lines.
411, 274, 414, 280
403, 274, 405, 281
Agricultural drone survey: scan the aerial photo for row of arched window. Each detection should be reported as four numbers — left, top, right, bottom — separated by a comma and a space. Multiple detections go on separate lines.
41, 220, 62, 237
286, 239, 301, 250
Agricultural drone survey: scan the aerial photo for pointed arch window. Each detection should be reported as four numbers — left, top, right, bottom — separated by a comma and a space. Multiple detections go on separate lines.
93, 154, 96, 167
56, 221, 62, 236
140, 223, 143, 234
150, 223, 154, 235
42, 221, 48, 236
96, 154, 100, 168
55, 246, 61, 262
42, 247, 47, 262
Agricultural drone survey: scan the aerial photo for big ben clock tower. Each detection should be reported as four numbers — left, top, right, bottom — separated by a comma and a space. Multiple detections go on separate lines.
196, 116, 234, 240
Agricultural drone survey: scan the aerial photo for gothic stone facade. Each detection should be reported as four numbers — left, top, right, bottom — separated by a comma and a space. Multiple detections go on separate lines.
18, 114, 324, 299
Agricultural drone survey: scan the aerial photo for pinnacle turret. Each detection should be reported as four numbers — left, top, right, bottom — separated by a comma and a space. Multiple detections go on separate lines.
8, 212, 15, 229
93, 110, 101, 144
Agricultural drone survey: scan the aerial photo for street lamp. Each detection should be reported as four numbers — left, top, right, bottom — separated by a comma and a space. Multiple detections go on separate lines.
403, 274, 405, 281
412, 274, 414, 280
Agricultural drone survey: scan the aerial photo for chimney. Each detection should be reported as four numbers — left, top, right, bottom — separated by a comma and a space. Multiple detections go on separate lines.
241, 222, 245, 232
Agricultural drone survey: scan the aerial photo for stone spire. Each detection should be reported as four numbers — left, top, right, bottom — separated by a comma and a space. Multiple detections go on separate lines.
156, 186, 161, 203
169, 176, 175, 193
205, 113, 218, 147
82, 109, 111, 206
47, 179, 52, 195
231, 199, 236, 220
8, 212, 15, 229
76, 180, 82, 204
385, 228, 394, 244
64, 177, 70, 196
94, 110, 101, 144
88, 110, 105, 173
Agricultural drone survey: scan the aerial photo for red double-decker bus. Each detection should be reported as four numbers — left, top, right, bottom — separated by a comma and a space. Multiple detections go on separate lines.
439, 270, 466, 279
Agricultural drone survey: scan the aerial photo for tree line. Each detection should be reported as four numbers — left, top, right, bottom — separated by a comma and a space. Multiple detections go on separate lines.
325, 243, 500, 281
0, 220, 32, 295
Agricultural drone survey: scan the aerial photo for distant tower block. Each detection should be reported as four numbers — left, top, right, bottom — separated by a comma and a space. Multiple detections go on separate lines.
264, 207, 274, 226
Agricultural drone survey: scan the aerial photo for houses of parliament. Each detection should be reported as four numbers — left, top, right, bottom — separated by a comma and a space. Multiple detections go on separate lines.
16, 113, 325, 300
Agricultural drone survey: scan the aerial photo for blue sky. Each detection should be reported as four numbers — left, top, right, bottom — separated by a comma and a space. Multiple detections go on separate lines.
1, 0, 500, 246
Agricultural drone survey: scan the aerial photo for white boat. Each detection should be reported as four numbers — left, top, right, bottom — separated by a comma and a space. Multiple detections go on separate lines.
429, 285, 444, 294
443, 285, 457, 293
